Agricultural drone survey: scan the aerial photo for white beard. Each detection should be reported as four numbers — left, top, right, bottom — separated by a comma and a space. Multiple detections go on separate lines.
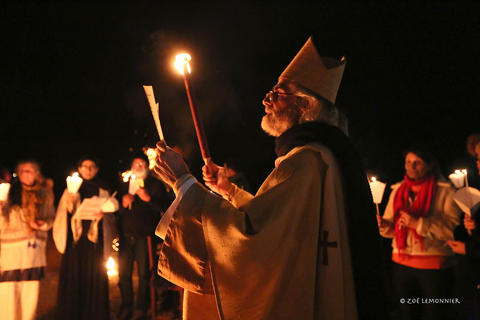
132, 167, 148, 179
261, 106, 301, 137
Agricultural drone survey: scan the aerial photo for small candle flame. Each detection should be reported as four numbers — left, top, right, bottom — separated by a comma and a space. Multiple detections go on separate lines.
175, 53, 192, 75
462, 169, 468, 175
72, 172, 79, 178
371, 177, 377, 182
145, 148, 156, 170
121, 170, 133, 183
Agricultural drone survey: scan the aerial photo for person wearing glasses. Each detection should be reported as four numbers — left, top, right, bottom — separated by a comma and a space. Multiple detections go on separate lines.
54, 155, 116, 320
153, 37, 386, 320
0, 159, 55, 320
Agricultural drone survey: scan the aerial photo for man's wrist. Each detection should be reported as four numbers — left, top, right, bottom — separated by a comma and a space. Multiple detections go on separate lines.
174, 174, 196, 195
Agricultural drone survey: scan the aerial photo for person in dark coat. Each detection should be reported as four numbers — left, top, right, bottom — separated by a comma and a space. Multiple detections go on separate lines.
54, 155, 114, 320
117, 152, 172, 320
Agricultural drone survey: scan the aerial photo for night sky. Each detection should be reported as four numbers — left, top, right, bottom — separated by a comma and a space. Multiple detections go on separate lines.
1, 1, 479, 201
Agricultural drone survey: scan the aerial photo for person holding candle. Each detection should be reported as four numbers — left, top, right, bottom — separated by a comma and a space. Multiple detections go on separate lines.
53, 155, 116, 320
447, 142, 480, 319
450, 133, 480, 190
0, 159, 55, 320
154, 37, 386, 320
117, 152, 173, 320
377, 147, 461, 320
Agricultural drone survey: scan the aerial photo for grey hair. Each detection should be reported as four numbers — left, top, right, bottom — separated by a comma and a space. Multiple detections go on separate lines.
293, 85, 348, 135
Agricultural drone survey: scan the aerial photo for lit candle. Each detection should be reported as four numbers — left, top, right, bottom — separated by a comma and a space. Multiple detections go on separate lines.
462, 169, 472, 209
143, 85, 165, 141
174, 53, 211, 165
448, 170, 465, 189
145, 148, 156, 170
66, 172, 83, 194
0, 183, 10, 201
369, 177, 386, 215
128, 174, 138, 195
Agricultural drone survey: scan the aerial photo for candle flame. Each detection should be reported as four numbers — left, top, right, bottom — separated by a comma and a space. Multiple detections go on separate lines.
455, 170, 461, 174
72, 172, 79, 178
121, 170, 133, 182
145, 148, 156, 170
175, 53, 192, 75
462, 169, 467, 174
106, 257, 117, 276
371, 177, 376, 182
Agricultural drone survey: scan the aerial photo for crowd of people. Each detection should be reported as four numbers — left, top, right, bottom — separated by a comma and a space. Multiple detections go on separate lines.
0, 155, 174, 320
0, 36, 479, 320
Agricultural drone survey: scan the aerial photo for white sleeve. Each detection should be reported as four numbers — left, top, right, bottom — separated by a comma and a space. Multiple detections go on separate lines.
155, 176, 197, 240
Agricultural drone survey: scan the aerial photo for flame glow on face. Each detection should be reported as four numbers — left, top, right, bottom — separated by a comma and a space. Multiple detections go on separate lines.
175, 53, 192, 75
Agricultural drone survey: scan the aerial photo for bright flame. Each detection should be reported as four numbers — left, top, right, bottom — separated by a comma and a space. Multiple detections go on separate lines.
72, 172, 79, 178
175, 53, 192, 75
371, 177, 377, 182
455, 170, 461, 174
121, 170, 133, 182
462, 169, 467, 175
107, 257, 117, 276
145, 148, 157, 170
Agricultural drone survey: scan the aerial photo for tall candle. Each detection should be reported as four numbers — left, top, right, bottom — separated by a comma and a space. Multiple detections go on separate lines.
66, 172, 83, 194
0, 183, 10, 201
128, 174, 138, 195
175, 53, 211, 165
462, 169, 472, 209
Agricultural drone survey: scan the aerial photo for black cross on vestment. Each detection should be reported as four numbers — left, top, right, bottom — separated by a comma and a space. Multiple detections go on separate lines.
318, 230, 337, 266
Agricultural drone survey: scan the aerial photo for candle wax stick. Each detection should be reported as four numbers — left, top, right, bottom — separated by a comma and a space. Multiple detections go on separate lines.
181, 65, 211, 164
464, 172, 472, 211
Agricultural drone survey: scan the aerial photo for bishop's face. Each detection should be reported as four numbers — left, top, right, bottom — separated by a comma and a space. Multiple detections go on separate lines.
261, 79, 302, 137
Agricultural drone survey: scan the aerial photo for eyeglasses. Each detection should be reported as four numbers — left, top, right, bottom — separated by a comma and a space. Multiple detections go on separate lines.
267, 90, 296, 102
80, 165, 97, 170
18, 170, 36, 175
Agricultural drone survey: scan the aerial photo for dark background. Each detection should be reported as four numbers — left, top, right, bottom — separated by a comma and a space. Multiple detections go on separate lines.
1, 1, 479, 202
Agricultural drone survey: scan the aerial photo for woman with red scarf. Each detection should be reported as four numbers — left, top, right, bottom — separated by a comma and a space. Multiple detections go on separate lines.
378, 147, 461, 320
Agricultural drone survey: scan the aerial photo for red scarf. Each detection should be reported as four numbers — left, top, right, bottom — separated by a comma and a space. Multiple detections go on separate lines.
394, 173, 436, 256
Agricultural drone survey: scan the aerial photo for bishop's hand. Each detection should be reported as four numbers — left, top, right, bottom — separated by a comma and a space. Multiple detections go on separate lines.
155, 140, 190, 188
202, 161, 232, 198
